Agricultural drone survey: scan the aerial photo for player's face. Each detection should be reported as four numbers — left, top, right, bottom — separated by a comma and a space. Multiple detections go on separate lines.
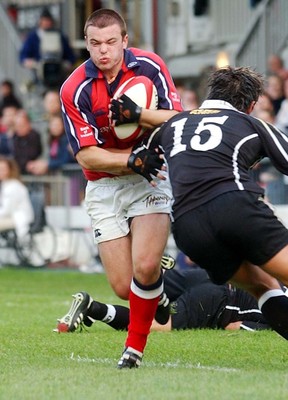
86, 24, 128, 75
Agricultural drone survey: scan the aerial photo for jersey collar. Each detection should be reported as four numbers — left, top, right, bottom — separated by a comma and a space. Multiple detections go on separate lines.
85, 59, 101, 78
200, 99, 239, 111
123, 48, 140, 71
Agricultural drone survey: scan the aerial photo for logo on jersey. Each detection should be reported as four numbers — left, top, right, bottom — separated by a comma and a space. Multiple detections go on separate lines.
127, 62, 138, 68
94, 229, 102, 238
143, 194, 170, 208
190, 109, 220, 114
171, 91, 180, 102
80, 126, 93, 137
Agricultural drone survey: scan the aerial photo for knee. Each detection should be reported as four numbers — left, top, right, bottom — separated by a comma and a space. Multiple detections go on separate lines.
110, 281, 130, 300
133, 257, 161, 286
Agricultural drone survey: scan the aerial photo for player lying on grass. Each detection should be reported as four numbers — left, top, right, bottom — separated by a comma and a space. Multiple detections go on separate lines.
55, 268, 275, 333
127, 66, 288, 342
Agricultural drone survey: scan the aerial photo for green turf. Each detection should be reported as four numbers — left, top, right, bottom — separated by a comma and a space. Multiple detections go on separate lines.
1, 266, 287, 400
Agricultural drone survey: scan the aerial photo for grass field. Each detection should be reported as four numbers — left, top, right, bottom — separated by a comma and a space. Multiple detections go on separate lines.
1, 266, 288, 400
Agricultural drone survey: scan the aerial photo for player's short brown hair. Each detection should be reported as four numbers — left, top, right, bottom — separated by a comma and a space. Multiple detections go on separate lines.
207, 66, 265, 112
84, 9, 127, 37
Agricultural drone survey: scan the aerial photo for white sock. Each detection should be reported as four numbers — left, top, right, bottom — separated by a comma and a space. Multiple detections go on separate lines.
102, 304, 116, 323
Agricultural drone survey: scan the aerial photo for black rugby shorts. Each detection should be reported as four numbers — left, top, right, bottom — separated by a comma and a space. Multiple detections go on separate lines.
172, 191, 288, 284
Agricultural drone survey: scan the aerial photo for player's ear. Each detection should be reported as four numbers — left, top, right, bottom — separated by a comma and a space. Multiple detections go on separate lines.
247, 101, 256, 115
123, 34, 128, 49
84, 36, 89, 52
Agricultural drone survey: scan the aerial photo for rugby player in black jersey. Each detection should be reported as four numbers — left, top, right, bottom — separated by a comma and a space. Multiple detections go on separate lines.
128, 66, 288, 341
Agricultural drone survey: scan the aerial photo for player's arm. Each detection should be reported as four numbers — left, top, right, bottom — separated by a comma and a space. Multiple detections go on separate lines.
224, 321, 242, 330
77, 143, 165, 185
139, 108, 179, 128
76, 146, 133, 175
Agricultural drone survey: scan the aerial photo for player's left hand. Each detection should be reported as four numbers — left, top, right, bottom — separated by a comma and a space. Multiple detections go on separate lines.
109, 94, 142, 126
127, 145, 166, 186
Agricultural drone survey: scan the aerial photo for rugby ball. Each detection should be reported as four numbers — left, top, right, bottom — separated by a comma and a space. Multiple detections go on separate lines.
112, 76, 158, 141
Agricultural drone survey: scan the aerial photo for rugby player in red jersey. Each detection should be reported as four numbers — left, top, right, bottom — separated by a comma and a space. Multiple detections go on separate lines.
58, 8, 183, 368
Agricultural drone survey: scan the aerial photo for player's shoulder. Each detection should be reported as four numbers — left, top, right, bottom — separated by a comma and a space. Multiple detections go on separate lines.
246, 112, 276, 132
128, 47, 165, 64
60, 61, 88, 99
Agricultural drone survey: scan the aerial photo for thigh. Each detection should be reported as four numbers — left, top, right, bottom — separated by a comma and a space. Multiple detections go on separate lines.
98, 235, 133, 300
261, 244, 288, 287
229, 261, 281, 299
130, 213, 170, 284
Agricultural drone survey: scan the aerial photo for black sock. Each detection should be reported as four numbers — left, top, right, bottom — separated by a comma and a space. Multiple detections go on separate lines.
84, 301, 129, 331
258, 289, 288, 340
107, 305, 129, 331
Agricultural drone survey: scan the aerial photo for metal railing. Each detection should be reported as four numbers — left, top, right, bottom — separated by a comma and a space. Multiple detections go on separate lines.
234, 0, 288, 72
0, 3, 30, 101
21, 165, 86, 207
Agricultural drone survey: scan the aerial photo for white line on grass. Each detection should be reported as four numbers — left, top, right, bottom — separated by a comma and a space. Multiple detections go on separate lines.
70, 353, 239, 373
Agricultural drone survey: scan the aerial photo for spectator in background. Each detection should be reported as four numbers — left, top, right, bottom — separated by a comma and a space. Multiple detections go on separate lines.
252, 93, 286, 204
267, 54, 288, 81
176, 86, 199, 111
0, 80, 22, 116
34, 89, 63, 155
12, 109, 42, 174
26, 114, 75, 175
0, 156, 34, 239
181, 88, 199, 111
0, 105, 20, 155
19, 7, 76, 88
265, 74, 285, 116
252, 91, 275, 118
42, 89, 62, 120
275, 78, 288, 135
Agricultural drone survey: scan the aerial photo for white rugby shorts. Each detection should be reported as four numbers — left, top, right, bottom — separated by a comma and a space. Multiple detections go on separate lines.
84, 174, 172, 244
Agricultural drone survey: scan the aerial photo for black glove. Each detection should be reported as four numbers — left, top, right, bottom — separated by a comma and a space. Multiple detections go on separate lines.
110, 94, 142, 126
127, 145, 164, 183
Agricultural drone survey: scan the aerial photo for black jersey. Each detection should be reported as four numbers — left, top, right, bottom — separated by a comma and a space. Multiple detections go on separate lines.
159, 100, 288, 220
171, 280, 269, 331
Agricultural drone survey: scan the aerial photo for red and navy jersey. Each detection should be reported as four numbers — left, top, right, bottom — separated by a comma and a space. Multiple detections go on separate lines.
60, 47, 183, 181
158, 100, 288, 220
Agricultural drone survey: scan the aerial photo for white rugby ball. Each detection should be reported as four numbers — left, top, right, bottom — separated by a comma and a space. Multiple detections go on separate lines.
112, 76, 158, 142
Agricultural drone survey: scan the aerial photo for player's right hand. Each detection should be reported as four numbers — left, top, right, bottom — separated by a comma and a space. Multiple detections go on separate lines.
109, 94, 142, 126
127, 145, 166, 186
